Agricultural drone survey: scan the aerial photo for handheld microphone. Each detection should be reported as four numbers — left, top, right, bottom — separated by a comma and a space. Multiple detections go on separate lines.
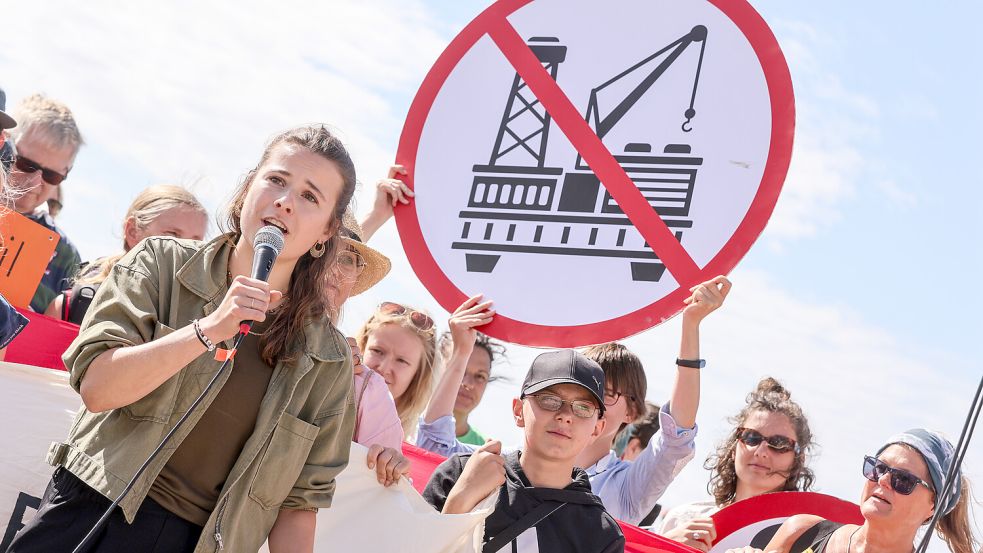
240, 225, 285, 333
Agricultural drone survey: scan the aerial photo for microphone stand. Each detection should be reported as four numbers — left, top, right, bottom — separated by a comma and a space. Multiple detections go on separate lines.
915, 373, 982, 553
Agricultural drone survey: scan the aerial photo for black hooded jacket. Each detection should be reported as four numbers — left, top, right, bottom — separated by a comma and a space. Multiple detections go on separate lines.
424, 450, 625, 553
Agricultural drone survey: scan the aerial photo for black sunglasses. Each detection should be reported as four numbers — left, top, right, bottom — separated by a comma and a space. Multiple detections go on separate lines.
736, 427, 799, 454
14, 155, 68, 185
862, 455, 933, 495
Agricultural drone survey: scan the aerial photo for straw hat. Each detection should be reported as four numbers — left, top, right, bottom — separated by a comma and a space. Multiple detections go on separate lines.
339, 210, 391, 296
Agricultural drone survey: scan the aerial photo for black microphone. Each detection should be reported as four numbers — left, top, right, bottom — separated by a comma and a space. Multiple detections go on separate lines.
239, 225, 285, 334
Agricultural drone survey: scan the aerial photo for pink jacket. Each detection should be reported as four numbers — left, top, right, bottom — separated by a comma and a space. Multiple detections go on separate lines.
352, 368, 404, 450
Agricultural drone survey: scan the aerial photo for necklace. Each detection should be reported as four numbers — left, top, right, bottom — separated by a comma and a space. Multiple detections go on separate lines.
847, 526, 860, 553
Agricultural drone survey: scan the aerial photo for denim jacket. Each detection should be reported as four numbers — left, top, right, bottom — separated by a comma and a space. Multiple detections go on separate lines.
47, 235, 355, 552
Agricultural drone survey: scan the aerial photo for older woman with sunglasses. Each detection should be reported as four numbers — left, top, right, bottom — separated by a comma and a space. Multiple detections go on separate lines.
728, 429, 978, 553
658, 377, 816, 552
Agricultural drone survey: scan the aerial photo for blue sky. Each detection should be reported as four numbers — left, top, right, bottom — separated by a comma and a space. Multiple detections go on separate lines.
3, 0, 980, 538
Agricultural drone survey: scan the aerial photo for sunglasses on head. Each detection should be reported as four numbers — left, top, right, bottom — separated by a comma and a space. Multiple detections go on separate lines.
14, 155, 68, 185
736, 427, 800, 454
862, 455, 933, 495
376, 301, 434, 331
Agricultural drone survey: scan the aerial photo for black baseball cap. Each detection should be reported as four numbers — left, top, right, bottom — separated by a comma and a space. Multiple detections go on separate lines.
521, 349, 606, 415
0, 89, 16, 130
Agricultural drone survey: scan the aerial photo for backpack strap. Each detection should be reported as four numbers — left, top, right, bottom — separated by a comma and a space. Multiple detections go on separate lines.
483, 501, 567, 553
66, 283, 98, 325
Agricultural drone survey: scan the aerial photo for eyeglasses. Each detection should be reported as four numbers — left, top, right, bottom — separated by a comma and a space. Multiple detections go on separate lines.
862, 455, 933, 495
736, 427, 799, 454
527, 393, 598, 419
377, 301, 434, 331
603, 389, 636, 407
333, 250, 366, 282
13, 155, 68, 186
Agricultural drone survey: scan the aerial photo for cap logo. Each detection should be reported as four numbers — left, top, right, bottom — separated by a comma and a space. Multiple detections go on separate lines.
593, 376, 600, 389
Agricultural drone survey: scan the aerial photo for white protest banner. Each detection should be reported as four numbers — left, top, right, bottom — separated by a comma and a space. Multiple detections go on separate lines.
262, 442, 493, 553
0, 362, 79, 550
0, 363, 491, 553
395, 0, 793, 346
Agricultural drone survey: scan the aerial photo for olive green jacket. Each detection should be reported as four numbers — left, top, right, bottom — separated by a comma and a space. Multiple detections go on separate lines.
47, 235, 355, 552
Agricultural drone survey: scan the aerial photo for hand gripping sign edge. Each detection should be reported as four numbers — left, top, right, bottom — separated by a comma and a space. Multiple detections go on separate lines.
395, 0, 794, 348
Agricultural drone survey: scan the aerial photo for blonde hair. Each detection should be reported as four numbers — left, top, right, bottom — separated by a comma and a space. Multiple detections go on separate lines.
935, 475, 979, 553
78, 184, 206, 286
355, 309, 438, 438
11, 94, 84, 158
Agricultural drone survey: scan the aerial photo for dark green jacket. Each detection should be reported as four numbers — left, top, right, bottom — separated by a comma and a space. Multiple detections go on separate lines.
48, 234, 355, 552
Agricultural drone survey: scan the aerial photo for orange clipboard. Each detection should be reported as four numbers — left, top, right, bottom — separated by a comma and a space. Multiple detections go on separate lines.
0, 209, 60, 308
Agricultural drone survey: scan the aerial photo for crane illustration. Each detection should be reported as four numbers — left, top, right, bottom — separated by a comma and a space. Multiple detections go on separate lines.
452, 26, 708, 282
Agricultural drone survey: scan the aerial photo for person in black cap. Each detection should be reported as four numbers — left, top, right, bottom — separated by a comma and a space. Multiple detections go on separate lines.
0, 87, 17, 173
423, 349, 625, 553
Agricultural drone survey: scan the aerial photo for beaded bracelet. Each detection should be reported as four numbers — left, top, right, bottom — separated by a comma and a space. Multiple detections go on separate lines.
192, 319, 216, 352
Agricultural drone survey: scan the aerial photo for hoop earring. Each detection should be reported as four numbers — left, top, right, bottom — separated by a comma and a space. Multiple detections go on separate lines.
310, 241, 326, 258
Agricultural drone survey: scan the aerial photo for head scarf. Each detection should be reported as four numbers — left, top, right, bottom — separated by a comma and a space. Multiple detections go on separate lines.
877, 428, 961, 516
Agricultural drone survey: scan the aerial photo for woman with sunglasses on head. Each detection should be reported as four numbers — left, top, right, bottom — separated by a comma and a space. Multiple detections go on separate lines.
658, 377, 816, 552
729, 429, 978, 553
354, 300, 440, 441
44, 184, 209, 323
7, 125, 358, 553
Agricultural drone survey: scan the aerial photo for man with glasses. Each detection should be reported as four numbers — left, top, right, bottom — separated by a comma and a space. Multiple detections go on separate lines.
423, 350, 625, 553
8, 94, 83, 312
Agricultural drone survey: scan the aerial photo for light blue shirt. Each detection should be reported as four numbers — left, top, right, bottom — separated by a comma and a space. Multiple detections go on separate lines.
416, 403, 697, 525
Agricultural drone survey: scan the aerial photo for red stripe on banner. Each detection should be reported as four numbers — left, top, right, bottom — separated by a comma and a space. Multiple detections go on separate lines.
486, 18, 702, 285
401, 443, 697, 553
6, 309, 78, 371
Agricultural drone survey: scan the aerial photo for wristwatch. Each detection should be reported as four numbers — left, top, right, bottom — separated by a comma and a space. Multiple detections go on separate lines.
675, 358, 705, 369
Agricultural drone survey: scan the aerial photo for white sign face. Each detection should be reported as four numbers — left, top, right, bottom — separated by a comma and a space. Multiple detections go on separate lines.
397, 0, 793, 346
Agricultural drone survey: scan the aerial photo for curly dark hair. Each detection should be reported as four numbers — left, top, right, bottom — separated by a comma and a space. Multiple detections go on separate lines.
705, 377, 816, 506
438, 331, 507, 381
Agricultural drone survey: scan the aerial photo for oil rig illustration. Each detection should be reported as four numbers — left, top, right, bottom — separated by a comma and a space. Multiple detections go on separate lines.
451, 25, 708, 282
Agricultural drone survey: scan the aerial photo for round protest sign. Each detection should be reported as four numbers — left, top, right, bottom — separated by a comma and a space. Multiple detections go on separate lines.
709, 492, 863, 551
396, 0, 793, 346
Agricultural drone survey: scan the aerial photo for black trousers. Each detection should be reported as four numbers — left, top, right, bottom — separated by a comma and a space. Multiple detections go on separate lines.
5, 468, 202, 553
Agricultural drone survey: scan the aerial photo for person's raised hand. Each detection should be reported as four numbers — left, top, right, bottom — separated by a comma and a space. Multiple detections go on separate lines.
664, 517, 718, 552
374, 164, 413, 210
366, 444, 412, 487
682, 275, 731, 325
448, 294, 495, 358
199, 275, 283, 343
457, 440, 506, 501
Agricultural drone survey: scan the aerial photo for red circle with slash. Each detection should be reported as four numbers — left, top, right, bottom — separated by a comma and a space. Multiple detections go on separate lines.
395, 0, 794, 347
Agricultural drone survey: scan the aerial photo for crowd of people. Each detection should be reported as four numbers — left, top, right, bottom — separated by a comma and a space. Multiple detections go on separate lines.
0, 89, 976, 553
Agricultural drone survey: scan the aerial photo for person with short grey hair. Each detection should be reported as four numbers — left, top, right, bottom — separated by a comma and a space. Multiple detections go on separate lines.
7, 93, 83, 312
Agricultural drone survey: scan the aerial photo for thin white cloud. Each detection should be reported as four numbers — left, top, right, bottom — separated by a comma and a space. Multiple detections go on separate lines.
762, 21, 921, 246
